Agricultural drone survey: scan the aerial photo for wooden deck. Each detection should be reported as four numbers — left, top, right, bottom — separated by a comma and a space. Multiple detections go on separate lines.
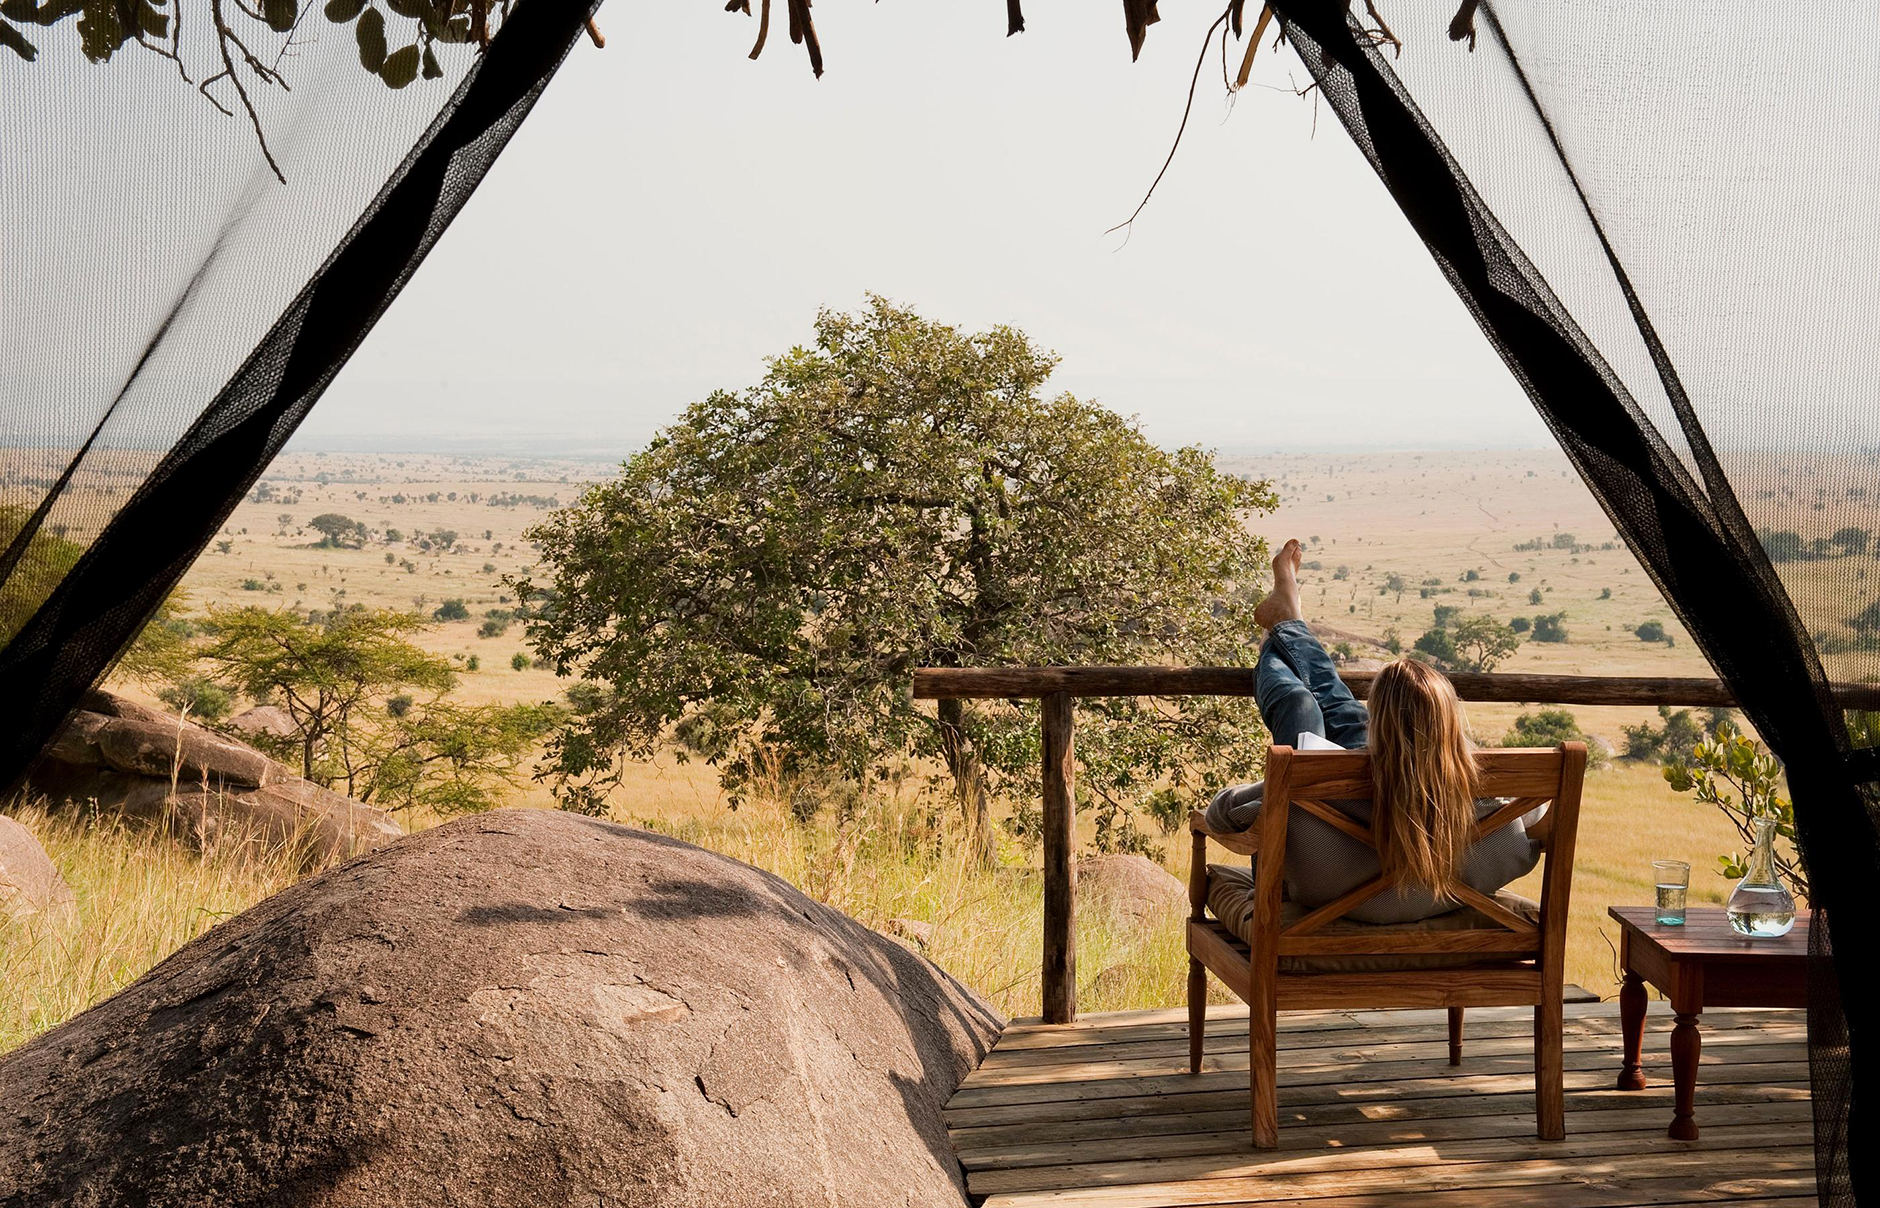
945, 1001, 1813, 1208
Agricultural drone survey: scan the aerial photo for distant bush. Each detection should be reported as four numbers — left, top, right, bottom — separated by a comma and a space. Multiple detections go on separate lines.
1600, 587, 1612, 599
511, 652, 529, 671
1412, 627, 1457, 666
1528, 587, 1544, 605
1635, 620, 1668, 642
478, 619, 508, 639
309, 513, 367, 548
433, 598, 469, 622
1501, 708, 1609, 767
241, 579, 265, 591
1622, 705, 1705, 763
1530, 612, 1569, 643
1510, 616, 1531, 633
1760, 529, 1808, 563
157, 677, 233, 724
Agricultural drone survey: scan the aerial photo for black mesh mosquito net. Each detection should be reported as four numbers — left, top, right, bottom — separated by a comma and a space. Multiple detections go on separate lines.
2, 0, 1872, 1202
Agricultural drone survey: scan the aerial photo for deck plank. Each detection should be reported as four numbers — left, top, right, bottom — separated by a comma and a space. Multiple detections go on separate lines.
946, 1004, 1813, 1208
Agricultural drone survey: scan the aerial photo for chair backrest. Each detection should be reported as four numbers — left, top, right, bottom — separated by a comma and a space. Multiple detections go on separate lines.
1245, 742, 1586, 969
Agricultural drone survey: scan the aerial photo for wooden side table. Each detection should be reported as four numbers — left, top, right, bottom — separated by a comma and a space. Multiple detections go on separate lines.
1607, 905, 1809, 1140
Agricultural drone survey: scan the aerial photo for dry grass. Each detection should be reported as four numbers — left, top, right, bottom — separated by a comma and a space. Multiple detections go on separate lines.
0, 754, 1761, 1056
0, 803, 313, 1054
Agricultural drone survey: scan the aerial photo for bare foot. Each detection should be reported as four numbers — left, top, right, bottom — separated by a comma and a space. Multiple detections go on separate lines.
1254, 539, 1305, 629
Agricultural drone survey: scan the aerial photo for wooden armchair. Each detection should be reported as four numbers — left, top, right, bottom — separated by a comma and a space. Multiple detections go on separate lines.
1186, 742, 1586, 1148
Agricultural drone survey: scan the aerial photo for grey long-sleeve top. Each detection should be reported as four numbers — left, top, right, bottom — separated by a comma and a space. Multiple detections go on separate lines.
1203, 781, 1544, 924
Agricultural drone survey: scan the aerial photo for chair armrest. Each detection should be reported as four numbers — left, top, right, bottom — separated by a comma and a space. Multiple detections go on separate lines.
1188, 809, 1260, 857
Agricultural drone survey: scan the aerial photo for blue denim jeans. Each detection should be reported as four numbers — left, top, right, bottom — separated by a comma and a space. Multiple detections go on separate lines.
1256, 619, 1369, 750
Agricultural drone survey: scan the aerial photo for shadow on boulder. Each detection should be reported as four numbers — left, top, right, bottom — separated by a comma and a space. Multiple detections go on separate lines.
0, 810, 1003, 1208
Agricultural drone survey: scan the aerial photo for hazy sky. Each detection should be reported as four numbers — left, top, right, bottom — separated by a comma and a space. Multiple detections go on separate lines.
300, 2, 1549, 456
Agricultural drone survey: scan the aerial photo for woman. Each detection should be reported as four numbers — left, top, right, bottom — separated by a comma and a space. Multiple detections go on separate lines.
1205, 539, 1548, 924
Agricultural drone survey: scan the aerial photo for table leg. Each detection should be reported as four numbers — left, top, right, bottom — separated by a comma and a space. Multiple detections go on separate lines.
1617, 971, 1647, 1090
1669, 1011, 1701, 1140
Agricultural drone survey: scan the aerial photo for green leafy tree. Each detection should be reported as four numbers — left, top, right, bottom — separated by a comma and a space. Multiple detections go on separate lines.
516, 298, 1278, 857
1448, 615, 1520, 673
433, 597, 469, 621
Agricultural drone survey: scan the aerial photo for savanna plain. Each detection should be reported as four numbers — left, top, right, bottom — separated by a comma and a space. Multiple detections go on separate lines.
3, 446, 1765, 1051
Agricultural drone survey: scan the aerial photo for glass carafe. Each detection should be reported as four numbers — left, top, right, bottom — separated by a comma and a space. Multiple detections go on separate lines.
1726, 816, 1796, 938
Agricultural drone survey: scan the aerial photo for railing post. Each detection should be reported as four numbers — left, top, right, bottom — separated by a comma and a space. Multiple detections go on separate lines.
1041, 690, 1077, 1024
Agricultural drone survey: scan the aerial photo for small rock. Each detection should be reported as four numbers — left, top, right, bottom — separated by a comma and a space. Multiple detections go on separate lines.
1077, 854, 1186, 931
0, 814, 76, 924
887, 917, 935, 947
226, 705, 297, 740
1085, 964, 1136, 1003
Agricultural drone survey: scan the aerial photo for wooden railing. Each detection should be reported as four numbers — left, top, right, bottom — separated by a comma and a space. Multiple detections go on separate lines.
913, 666, 1880, 1024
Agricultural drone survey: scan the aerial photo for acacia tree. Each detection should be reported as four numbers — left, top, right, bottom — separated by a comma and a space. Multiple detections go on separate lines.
308, 512, 367, 548
194, 604, 557, 811
1448, 615, 1520, 672
517, 298, 1278, 859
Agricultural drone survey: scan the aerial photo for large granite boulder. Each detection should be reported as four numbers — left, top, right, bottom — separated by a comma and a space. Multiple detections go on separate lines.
0, 814, 75, 923
24, 690, 400, 863
0, 810, 1002, 1208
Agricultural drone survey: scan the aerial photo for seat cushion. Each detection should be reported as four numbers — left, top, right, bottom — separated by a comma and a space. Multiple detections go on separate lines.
1204, 863, 1541, 973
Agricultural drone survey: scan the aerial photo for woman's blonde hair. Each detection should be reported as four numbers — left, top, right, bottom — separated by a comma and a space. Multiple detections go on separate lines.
1368, 658, 1478, 895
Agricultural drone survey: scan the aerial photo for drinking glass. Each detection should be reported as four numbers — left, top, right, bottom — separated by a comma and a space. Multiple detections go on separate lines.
1653, 859, 1690, 925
